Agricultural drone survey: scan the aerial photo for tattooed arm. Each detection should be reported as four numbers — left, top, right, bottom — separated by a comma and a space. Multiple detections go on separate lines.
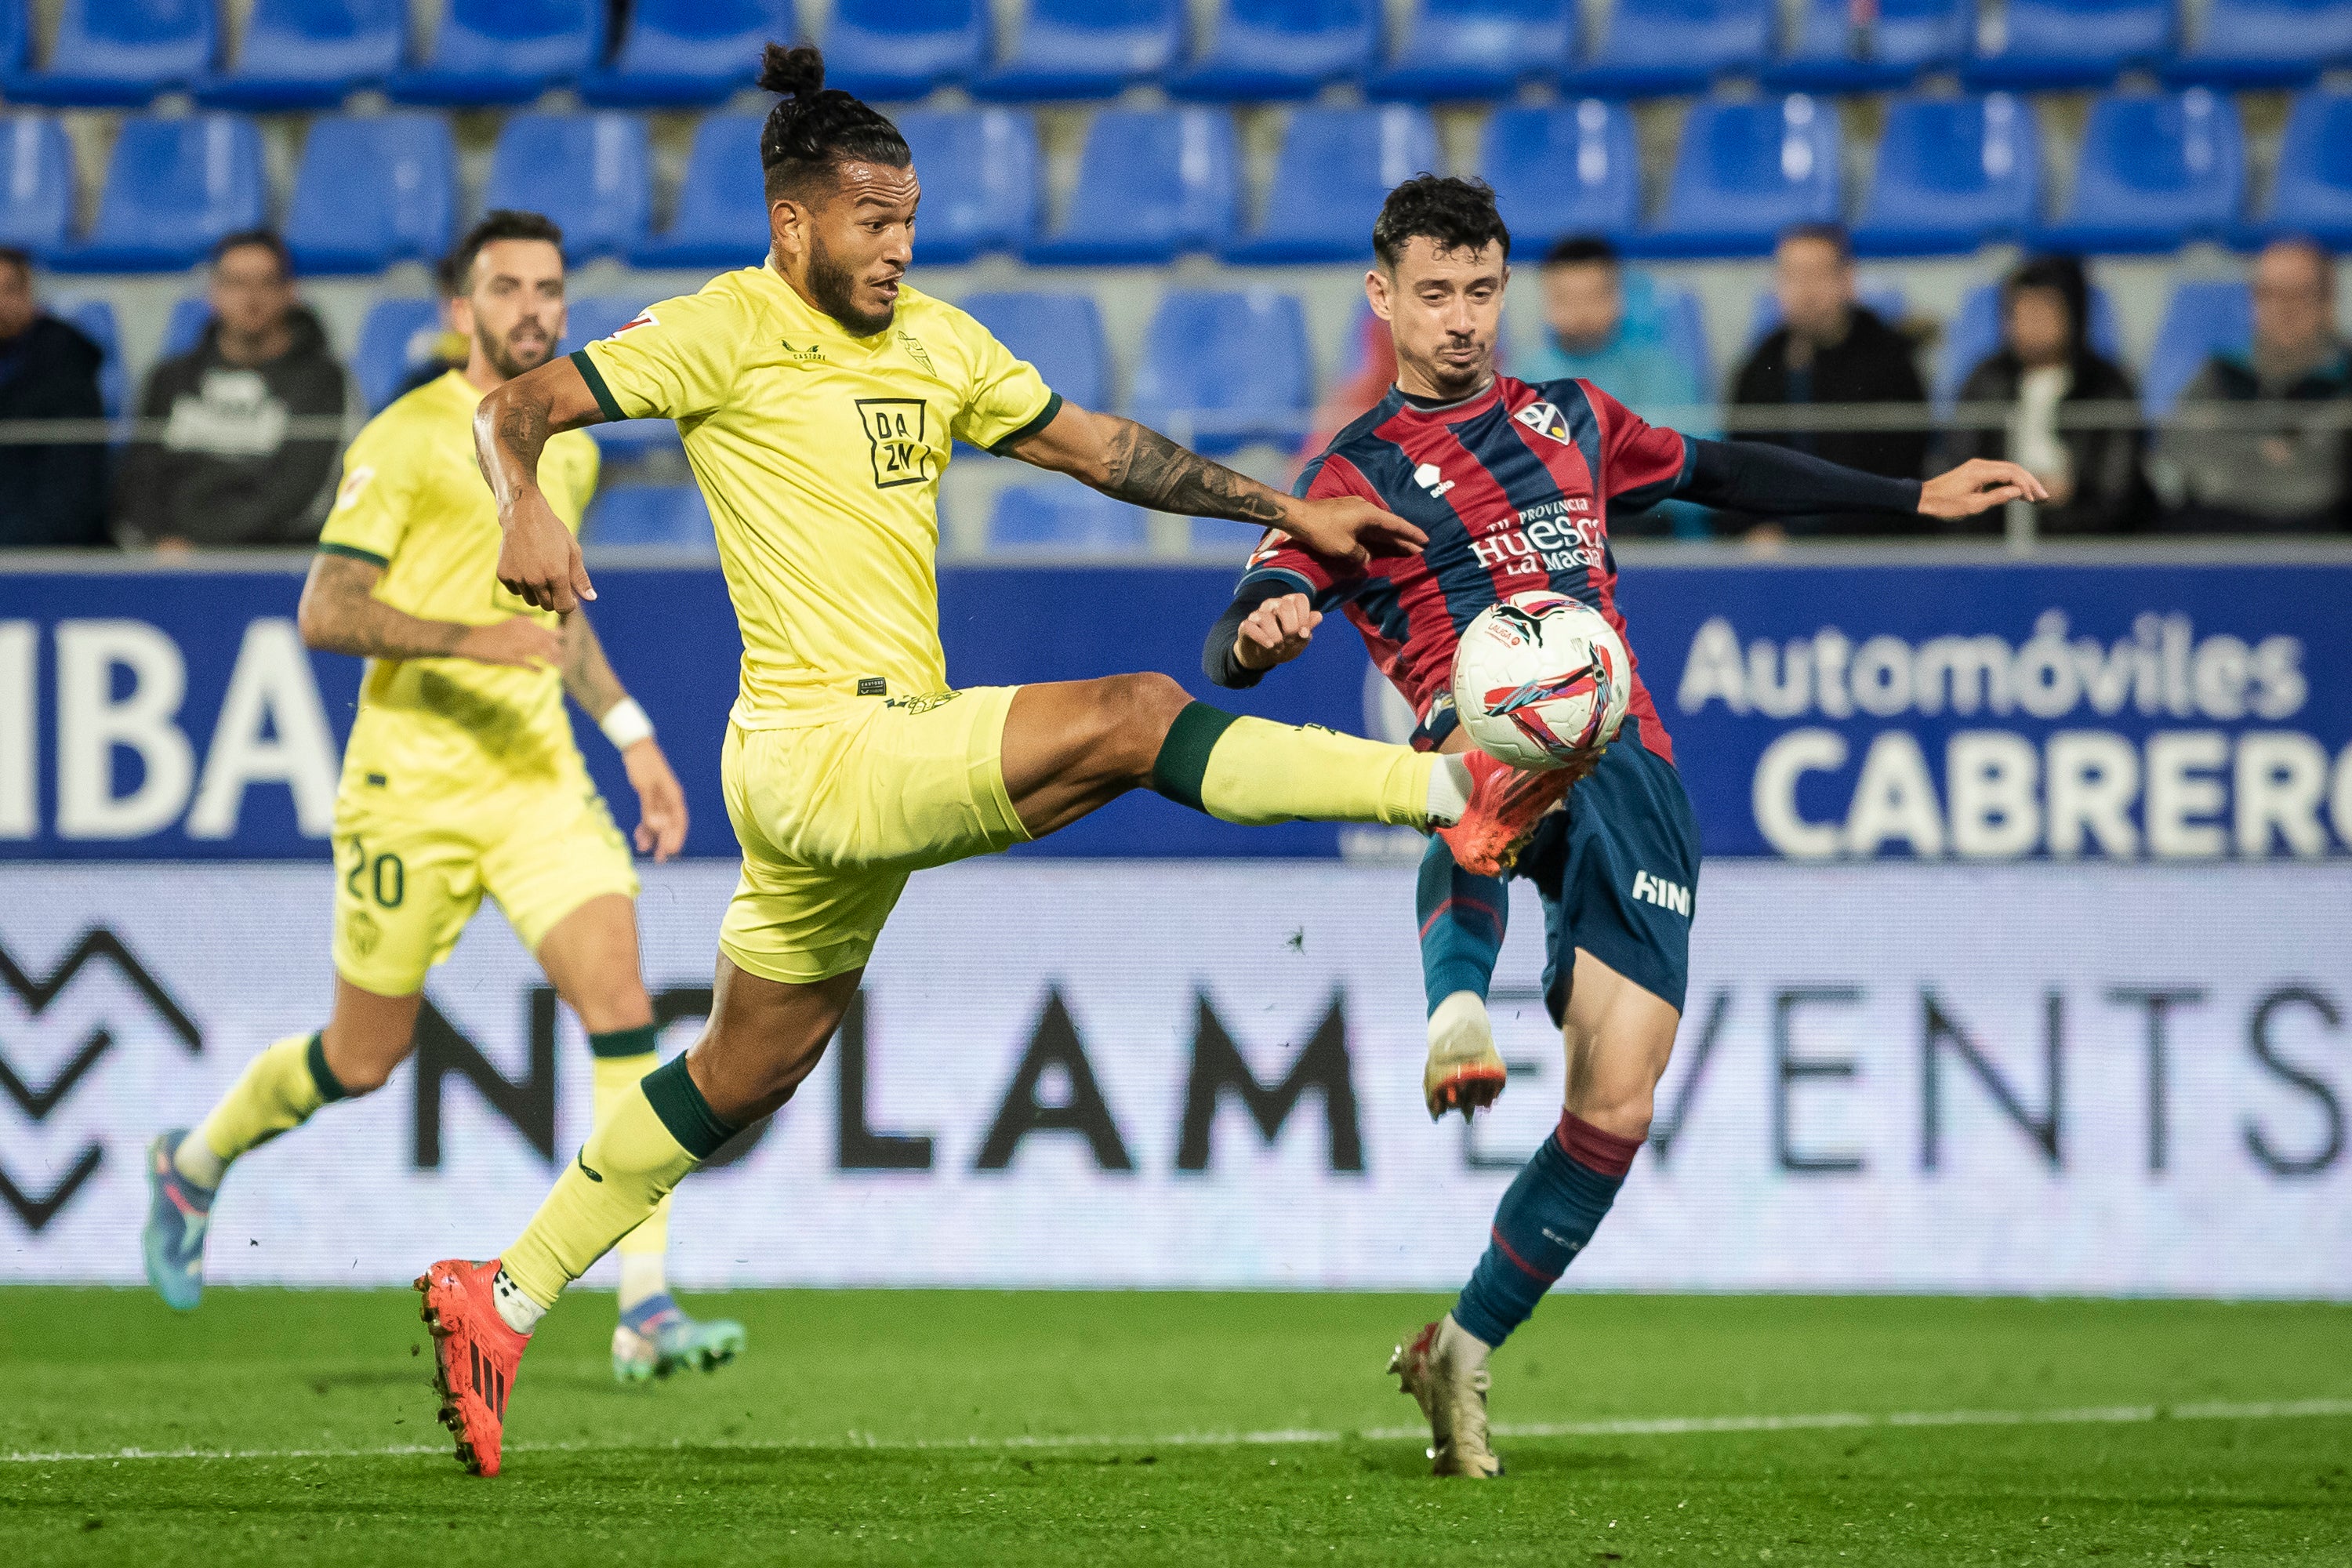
557, 608, 630, 720
1003, 401, 1426, 564
473, 355, 608, 614
297, 552, 560, 668
560, 608, 689, 860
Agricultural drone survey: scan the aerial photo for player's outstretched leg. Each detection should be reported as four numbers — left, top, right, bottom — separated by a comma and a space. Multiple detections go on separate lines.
1417, 834, 1510, 1120
1438, 751, 1572, 877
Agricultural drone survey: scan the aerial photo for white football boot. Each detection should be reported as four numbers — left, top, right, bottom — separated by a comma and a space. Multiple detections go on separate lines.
1388, 1312, 1503, 1477
1424, 990, 1507, 1120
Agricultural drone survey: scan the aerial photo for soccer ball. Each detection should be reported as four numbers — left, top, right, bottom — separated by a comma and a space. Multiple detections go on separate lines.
1450, 592, 1632, 770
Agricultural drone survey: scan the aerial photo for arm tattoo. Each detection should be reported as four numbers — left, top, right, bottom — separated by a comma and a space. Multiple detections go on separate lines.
300, 554, 474, 661
474, 387, 554, 492
1094, 417, 1287, 523
558, 610, 629, 719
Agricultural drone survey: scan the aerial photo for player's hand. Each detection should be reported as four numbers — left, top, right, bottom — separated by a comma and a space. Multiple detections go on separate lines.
452, 615, 562, 670
1279, 494, 1425, 566
1918, 459, 2050, 520
496, 487, 596, 612
1233, 592, 1322, 671
622, 739, 688, 862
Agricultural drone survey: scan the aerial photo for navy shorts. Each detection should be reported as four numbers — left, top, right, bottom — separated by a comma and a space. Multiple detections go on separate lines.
1515, 717, 1702, 1025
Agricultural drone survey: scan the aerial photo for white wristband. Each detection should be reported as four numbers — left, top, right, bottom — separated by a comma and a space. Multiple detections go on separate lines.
600, 697, 655, 752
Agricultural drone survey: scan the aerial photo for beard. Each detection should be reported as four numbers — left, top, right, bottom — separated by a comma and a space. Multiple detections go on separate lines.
808, 234, 895, 337
479, 321, 554, 383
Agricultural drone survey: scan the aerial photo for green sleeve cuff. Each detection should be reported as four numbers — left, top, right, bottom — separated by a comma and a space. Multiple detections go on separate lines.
987, 390, 1063, 455
316, 542, 389, 568
570, 347, 627, 424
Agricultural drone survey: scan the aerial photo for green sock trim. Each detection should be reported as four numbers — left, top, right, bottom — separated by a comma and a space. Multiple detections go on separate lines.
1149, 702, 1240, 815
640, 1055, 736, 1160
304, 1032, 348, 1104
587, 1023, 662, 1060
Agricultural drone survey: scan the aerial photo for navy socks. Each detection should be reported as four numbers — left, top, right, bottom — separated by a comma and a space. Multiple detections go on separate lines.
1452, 1112, 1642, 1348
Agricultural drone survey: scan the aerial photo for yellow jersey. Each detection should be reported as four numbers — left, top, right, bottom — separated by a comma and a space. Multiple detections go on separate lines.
573, 265, 1057, 730
318, 369, 601, 802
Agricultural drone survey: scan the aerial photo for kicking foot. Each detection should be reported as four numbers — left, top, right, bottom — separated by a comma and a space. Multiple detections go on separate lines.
416, 1258, 529, 1476
1425, 992, 1506, 1121
141, 1131, 212, 1312
1388, 1314, 1502, 1478
612, 1294, 748, 1384
1437, 751, 1570, 877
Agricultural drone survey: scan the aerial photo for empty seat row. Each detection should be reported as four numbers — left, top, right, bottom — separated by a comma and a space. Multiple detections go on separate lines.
10, 89, 2350, 274
6, 0, 2350, 111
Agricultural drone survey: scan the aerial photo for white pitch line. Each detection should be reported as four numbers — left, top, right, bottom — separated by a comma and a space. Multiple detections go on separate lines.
5, 1397, 2347, 1468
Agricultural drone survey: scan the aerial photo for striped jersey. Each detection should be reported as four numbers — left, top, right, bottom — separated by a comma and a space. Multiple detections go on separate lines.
1243, 375, 1686, 763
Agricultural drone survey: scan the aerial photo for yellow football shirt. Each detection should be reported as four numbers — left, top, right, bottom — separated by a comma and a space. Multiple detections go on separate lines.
572, 265, 1057, 729
318, 369, 601, 797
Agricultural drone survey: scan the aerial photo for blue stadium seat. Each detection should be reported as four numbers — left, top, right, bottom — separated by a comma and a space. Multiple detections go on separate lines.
1479, 100, 1641, 247
1853, 94, 2041, 256
0, 0, 23, 77
563, 297, 682, 456
2143, 280, 2250, 416
2, 0, 216, 105
388, 0, 601, 105
2038, 90, 2244, 253
582, 0, 793, 107
1962, 0, 2172, 88
2252, 91, 2352, 245
1931, 278, 2122, 410
1131, 289, 1311, 456
1768, 0, 1970, 89
162, 295, 210, 358
2165, 0, 2352, 86
586, 485, 718, 552
483, 114, 652, 261
49, 114, 265, 273
1641, 96, 1842, 259
1224, 106, 1438, 263
1657, 284, 1714, 397
824, 0, 987, 99
196, 0, 405, 109
1167, 0, 1381, 102
51, 298, 126, 417
353, 296, 448, 412
631, 114, 768, 269
0, 114, 76, 256
283, 114, 456, 274
988, 482, 1150, 553
895, 109, 1037, 263
971, 0, 1183, 101
1026, 109, 1237, 264
1562, 0, 1772, 96
1748, 281, 1907, 348
1367, 0, 1575, 100
960, 292, 1109, 412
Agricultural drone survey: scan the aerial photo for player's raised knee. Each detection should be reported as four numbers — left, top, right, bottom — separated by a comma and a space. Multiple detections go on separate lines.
1080, 671, 1194, 778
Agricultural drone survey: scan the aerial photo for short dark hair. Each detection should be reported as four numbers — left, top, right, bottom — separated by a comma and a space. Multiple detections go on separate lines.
211, 228, 290, 276
1373, 175, 1511, 269
446, 210, 565, 295
1778, 222, 1852, 263
0, 245, 30, 283
756, 44, 912, 205
1543, 235, 1620, 270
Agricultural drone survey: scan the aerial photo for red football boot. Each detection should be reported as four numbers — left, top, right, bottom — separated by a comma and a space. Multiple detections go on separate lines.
416, 1258, 531, 1477
1436, 750, 1572, 877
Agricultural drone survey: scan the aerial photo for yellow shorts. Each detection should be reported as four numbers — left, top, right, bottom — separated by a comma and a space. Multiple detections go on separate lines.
331, 774, 640, 996
719, 685, 1028, 985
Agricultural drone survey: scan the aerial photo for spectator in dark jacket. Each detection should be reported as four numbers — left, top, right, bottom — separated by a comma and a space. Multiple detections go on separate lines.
114, 230, 348, 550
0, 247, 110, 548
1945, 255, 2150, 534
1729, 223, 1929, 535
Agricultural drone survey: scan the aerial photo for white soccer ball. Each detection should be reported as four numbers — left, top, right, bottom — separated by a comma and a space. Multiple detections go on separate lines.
1450, 591, 1632, 770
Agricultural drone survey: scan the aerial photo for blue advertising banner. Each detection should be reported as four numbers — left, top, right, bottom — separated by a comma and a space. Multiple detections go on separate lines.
1, 554, 2347, 862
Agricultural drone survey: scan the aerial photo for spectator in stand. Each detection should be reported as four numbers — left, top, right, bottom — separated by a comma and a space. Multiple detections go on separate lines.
114, 230, 348, 550
1730, 223, 1929, 535
1522, 235, 1712, 538
1945, 255, 2149, 534
2154, 238, 2351, 533
0, 246, 110, 547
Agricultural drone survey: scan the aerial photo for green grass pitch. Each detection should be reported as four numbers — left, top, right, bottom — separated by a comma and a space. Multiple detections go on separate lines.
2, 1288, 2347, 1565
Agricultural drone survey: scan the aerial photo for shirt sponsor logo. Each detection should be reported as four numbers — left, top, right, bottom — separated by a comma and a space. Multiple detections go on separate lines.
856, 398, 933, 488
1630, 869, 1692, 916
779, 339, 828, 363
1515, 401, 1573, 445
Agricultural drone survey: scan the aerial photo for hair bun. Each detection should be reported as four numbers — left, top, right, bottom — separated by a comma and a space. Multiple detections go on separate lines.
758, 42, 825, 98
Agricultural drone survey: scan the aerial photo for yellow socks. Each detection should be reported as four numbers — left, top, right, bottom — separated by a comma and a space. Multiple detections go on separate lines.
589, 1029, 671, 1310
178, 1032, 346, 1186
499, 1054, 734, 1312
1151, 704, 1439, 828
